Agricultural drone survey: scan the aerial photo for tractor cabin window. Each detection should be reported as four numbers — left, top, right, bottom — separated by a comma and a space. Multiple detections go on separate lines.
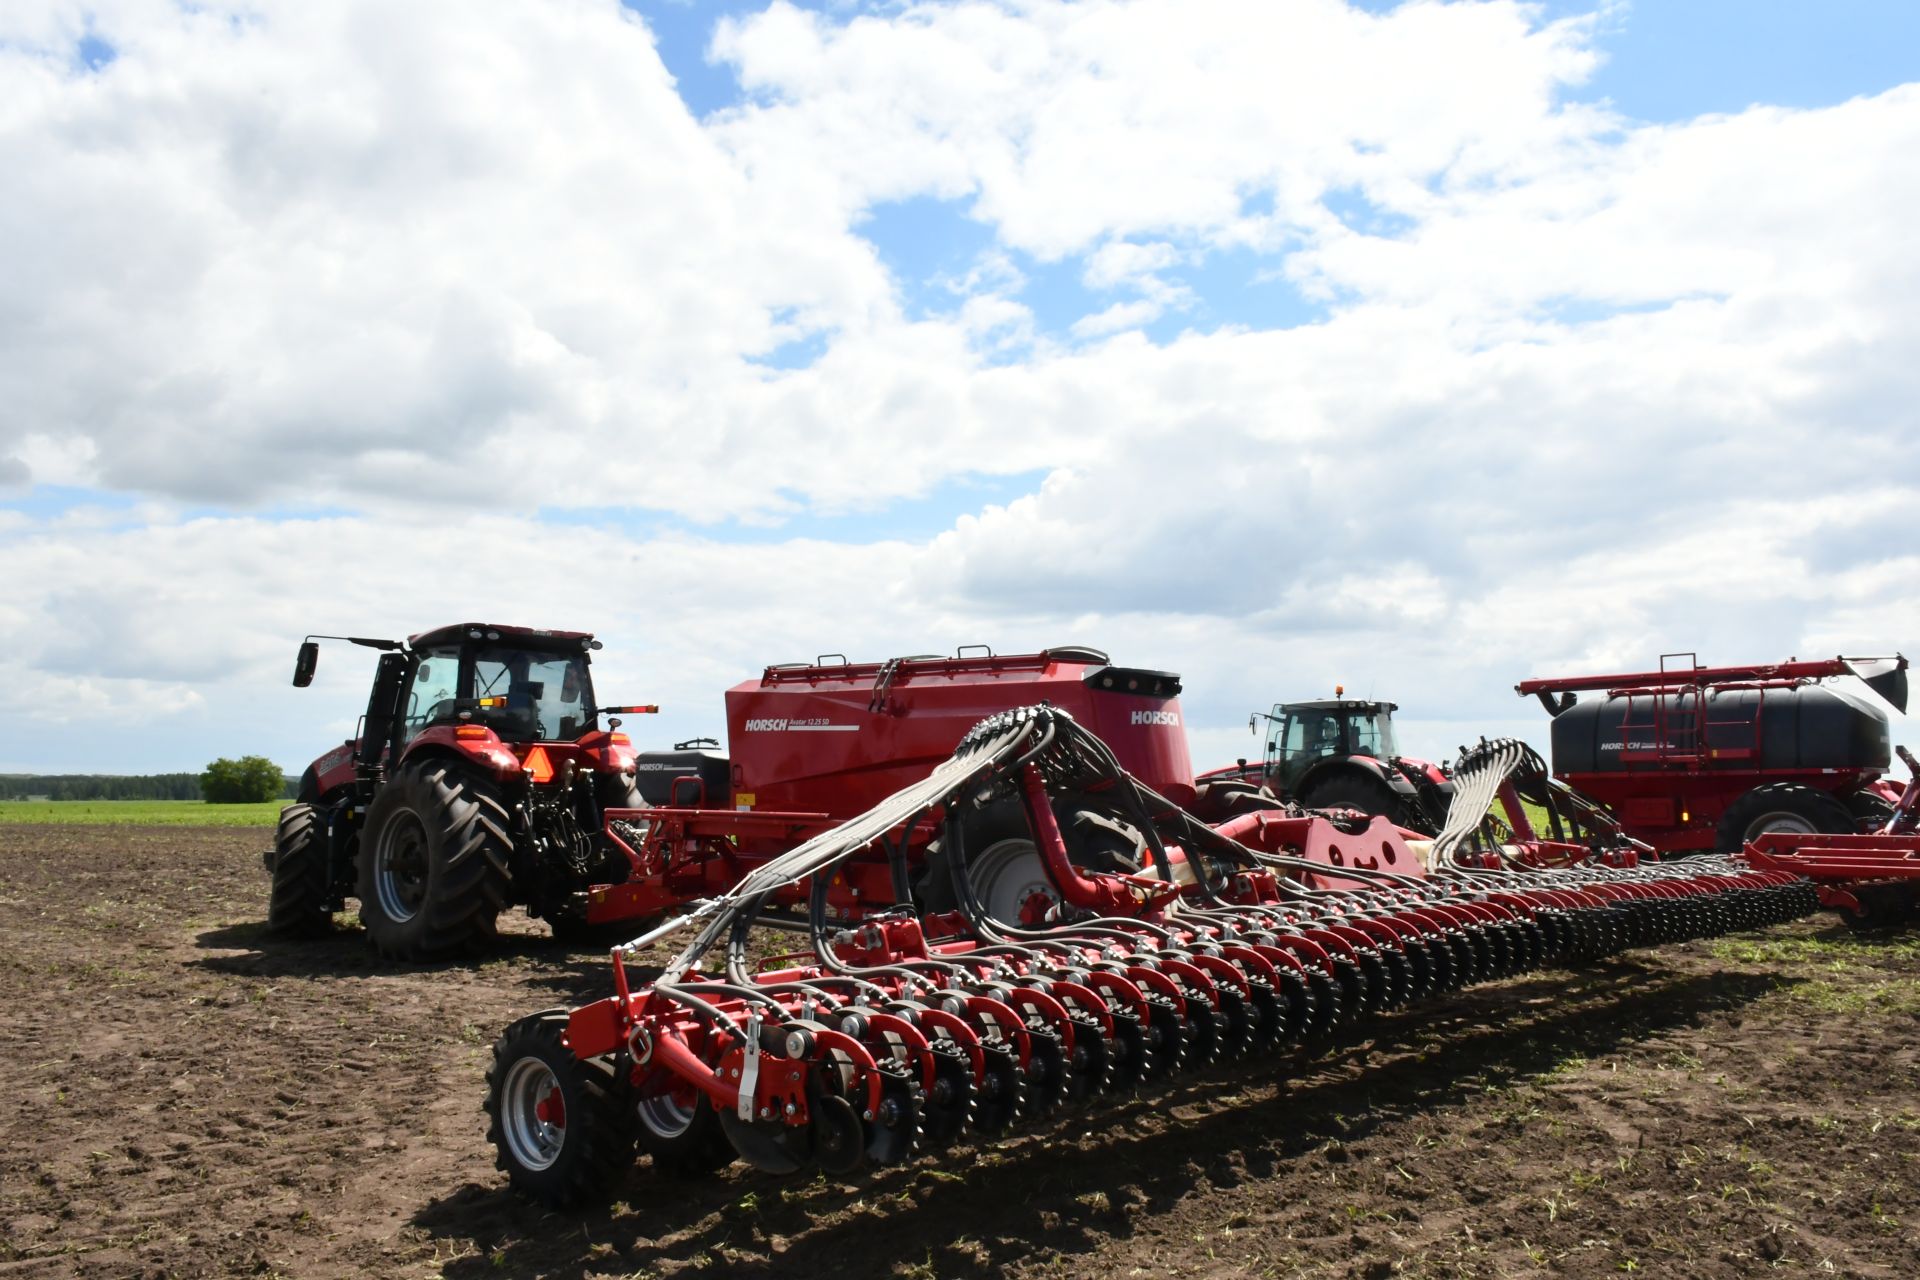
403, 647, 463, 744
471, 647, 596, 743
1351, 713, 1398, 760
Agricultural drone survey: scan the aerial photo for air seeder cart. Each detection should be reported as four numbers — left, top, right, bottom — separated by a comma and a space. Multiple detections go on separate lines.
1517, 653, 1909, 852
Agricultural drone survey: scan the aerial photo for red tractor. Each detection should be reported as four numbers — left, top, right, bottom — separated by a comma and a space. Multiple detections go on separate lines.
266, 624, 652, 957
266, 630, 1193, 958
1196, 693, 1452, 833
1516, 654, 1910, 853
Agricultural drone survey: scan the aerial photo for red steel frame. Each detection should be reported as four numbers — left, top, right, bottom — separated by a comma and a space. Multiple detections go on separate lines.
1741, 746, 1920, 919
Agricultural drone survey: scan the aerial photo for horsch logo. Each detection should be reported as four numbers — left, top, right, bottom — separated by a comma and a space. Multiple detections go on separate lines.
744, 718, 789, 732
1130, 710, 1180, 726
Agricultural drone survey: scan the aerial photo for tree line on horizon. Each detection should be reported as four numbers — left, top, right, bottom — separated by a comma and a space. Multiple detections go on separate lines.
0, 765, 299, 802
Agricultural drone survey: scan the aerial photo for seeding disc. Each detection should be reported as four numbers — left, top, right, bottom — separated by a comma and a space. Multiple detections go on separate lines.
1214, 988, 1251, 1058
920, 1048, 975, 1146
1106, 1012, 1148, 1092
1065, 1016, 1110, 1103
864, 1073, 921, 1166
1022, 1029, 1069, 1119
810, 1092, 866, 1175
719, 1109, 813, 1175
972, 1046, 1024, 1135
1141, 1000, 1185, 1081
1243, 982, 1282, 1051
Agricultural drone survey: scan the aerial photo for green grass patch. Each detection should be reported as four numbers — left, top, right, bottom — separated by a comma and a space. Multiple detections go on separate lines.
0, 799, 290, 827
1786, 978, 1920, 1017
1709, 934, 1920, 967
1708, 932, 1920, 1019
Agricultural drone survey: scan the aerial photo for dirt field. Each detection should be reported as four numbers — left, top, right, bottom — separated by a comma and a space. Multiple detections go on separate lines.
2, 824, 1917, 1279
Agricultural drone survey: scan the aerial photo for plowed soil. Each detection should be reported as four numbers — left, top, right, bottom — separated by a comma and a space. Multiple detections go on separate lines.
2, 824, 1917, 1280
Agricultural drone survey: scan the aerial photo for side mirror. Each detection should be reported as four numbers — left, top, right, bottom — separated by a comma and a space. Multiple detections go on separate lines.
293, 640, 319, 688
1248, 712, 1257, 735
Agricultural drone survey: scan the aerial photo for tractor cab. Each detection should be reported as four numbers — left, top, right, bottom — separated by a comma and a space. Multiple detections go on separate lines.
1261, 698, 1400, 796
292, 623, 619, 799
398, 626, 601, 748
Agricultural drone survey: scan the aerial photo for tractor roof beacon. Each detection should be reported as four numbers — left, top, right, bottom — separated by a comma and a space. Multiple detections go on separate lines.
267, 624, 649, 959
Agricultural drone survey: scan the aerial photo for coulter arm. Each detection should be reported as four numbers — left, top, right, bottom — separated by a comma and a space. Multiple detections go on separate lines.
486, 706, 1819, 1205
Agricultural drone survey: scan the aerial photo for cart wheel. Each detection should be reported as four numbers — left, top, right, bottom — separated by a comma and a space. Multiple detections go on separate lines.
485, 1009, 635, 1207
634, 1083, 734, 1176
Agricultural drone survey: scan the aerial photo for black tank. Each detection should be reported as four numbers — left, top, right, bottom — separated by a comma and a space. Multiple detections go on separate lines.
630, 746, 731, 807
1550, 684, 1891, 774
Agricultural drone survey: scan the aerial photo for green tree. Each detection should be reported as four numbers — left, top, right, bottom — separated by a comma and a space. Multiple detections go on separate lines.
201, 756, 286, 804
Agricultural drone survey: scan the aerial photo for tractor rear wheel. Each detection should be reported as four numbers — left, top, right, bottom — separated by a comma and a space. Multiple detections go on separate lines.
921, 799, 1086, 922
357, 760, 512, 961
1297, 770, 1400, 821
267, 803, 333, 937
965, 834, 1055, 923
1191, 778, 1287, 823
1715, 783, 1856, 852
485, 1009, 636, 1207
917, 804, 1029, 916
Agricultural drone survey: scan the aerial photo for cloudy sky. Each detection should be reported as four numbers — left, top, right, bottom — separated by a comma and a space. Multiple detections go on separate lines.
3, 0, 1916, 778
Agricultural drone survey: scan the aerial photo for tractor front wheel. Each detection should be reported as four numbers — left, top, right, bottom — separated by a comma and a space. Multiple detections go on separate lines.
1715, 783, 1856, 852
1297, 770, 1400, 822
266, 803, 333, 936
356, 760, 512, 961
485, 1009, 636, 1207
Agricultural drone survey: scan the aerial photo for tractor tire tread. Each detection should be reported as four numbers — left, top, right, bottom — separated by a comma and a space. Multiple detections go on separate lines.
358, 760, 514, 961
1297, 770, 1400, 822
266, 803, 333, 936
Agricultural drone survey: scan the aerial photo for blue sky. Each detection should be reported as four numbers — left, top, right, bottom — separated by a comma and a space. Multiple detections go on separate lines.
625, 0, 1920, 376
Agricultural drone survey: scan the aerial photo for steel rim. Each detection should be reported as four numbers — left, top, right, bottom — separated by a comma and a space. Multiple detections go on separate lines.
374, 810, 431, 924
971, 837, 1054, 923
636, 1090, 697, 1141
1747, 811, 1818, 839
501, 1056, 566, 1172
